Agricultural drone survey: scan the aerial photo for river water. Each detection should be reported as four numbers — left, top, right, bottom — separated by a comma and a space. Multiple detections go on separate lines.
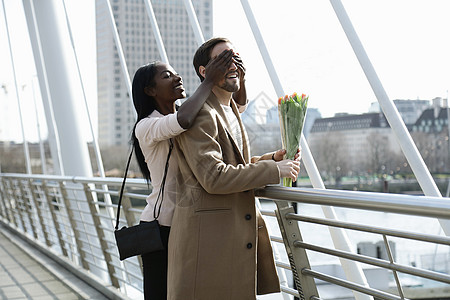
257, 199, 449, 300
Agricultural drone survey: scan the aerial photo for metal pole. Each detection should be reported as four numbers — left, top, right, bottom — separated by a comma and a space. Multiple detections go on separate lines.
31, 76, 47, 174
182, 0, 205, 45
446, 91, 450, 197
22, 0, 65, 176
2, 0, 32, 174
22, 0, 92, 177
143, 0, 169, 64
239, 1, 372, 299
329, 0, 450, 236
103, 0, 134, 115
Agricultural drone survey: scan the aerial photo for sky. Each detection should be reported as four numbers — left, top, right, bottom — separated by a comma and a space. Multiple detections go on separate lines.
0, 0, 450, 142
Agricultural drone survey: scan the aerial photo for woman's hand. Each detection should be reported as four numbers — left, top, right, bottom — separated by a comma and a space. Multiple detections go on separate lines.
232, 53, 248, 108
272, 148, 301, 162
233, 53, 246, 83
177, 49, 233, 129
204, 49, 233, 85
276, 160, 300, 180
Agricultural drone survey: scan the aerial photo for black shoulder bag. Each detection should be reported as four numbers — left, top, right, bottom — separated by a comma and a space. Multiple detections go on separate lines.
114, 139, 173, 260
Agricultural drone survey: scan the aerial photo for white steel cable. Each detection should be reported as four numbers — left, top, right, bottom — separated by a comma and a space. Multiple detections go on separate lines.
182, 0, 205, 45
103, 0, 134, 116
143, 0, 169, 64
30, 76, 47, 174
2, 0, 32, 174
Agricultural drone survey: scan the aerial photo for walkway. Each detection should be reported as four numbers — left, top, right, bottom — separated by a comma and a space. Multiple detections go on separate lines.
0, 224, 110, 300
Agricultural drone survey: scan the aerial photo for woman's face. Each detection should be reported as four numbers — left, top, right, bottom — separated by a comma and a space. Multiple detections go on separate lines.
148, 63, 186, 101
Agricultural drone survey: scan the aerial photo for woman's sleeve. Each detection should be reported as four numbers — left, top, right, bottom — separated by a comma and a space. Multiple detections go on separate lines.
135, 112, 186, 145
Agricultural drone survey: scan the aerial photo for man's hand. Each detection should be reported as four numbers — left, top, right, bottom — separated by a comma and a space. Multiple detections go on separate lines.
233, 53, 246, 83
272, 148, 301, 162
232, 52, 248, 107
276, 160, 300, 181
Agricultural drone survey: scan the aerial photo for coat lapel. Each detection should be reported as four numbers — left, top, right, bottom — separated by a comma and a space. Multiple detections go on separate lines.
230, 100, 250, 163
206, 93, 249, 164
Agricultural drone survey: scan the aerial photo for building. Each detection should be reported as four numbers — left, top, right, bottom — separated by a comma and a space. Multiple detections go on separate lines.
369, 99, 430, 126
241, 91, 274, 125
241, 92, 282, 155
267, 105, 321, 138
96, 0, 213, 146
411, 97, 449, 173
307, 112, 402, 174
241, 92, 322, 155
412, 97, 449, 134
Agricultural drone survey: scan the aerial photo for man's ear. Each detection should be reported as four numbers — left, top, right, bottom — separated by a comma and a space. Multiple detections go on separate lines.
199, 66, 206, 80
144, 86, 156, 97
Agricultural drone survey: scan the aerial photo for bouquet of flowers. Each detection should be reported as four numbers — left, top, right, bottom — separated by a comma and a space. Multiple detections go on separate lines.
278, 92, 309, 187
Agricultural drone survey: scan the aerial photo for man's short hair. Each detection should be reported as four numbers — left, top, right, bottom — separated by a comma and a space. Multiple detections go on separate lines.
193, 37, 231, 82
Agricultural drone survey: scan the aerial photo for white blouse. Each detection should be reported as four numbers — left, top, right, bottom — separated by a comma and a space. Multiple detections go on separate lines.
135, 110, 186, 226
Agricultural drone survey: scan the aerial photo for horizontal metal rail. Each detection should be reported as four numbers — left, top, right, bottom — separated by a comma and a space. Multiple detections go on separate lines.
295, 240, 450, 284
256, 186, 450, 219
302, 269, 403, 300
286, 213, 450, 246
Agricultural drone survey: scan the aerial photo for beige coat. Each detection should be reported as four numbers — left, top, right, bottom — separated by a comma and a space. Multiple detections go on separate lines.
168, 93, 281, 300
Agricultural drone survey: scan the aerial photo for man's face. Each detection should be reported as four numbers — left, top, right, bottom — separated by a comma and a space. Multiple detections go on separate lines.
210, 42, 240, 93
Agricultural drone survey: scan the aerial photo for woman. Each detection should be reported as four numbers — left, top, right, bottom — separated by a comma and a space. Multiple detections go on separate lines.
131, 49, 238, 299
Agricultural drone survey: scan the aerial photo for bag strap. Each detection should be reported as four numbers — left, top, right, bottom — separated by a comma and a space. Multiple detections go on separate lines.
115, 139, 173, 230
115, 147, 134, 230
153, 138, 173, 220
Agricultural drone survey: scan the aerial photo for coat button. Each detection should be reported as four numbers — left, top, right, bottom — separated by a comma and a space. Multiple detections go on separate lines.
247, 243, 252, 249
245, 214, 251, 220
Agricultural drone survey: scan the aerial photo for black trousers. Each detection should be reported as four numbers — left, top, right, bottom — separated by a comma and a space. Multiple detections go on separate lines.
141, 224, 171, 300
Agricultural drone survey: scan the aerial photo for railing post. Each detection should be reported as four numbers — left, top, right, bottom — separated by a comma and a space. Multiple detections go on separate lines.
7, 178, 27, 232
2, 178, 17, 227
28, 178, 52, 247
0, 177, 12, 223
41, 180, 69, 257
58, 182, 90, 270
82, 183, 120, 288
382, 235, 405, 299
275, 206, 319, 299
17, 179, 38, 239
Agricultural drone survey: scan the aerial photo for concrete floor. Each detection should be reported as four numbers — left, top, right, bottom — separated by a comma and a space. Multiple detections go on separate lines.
0, 226, 110, 300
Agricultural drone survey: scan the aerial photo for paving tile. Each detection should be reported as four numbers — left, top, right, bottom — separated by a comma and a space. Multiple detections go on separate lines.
0, 276, 15, 287
42, 280, 72, 294
34, 292, 80, 300
21, 282, 50, 297
1, 286, 27, 299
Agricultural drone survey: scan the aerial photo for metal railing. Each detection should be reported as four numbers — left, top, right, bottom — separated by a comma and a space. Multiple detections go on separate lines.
257, 187, 450, 300
1, 173, 449, 300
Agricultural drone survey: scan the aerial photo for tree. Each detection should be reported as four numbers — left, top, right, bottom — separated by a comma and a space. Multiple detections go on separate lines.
365, 133, 391, 179
310, 132, 349, 185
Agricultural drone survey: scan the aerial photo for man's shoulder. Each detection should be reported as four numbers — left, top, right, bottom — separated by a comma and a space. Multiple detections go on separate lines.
195, 100, 217, 120
176, 102, 218, 140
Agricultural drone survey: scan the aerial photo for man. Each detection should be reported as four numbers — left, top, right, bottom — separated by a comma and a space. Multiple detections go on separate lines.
167, 37, 300, 300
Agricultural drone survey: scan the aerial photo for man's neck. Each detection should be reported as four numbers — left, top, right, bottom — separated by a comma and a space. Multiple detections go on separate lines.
212, 86, 232, 106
